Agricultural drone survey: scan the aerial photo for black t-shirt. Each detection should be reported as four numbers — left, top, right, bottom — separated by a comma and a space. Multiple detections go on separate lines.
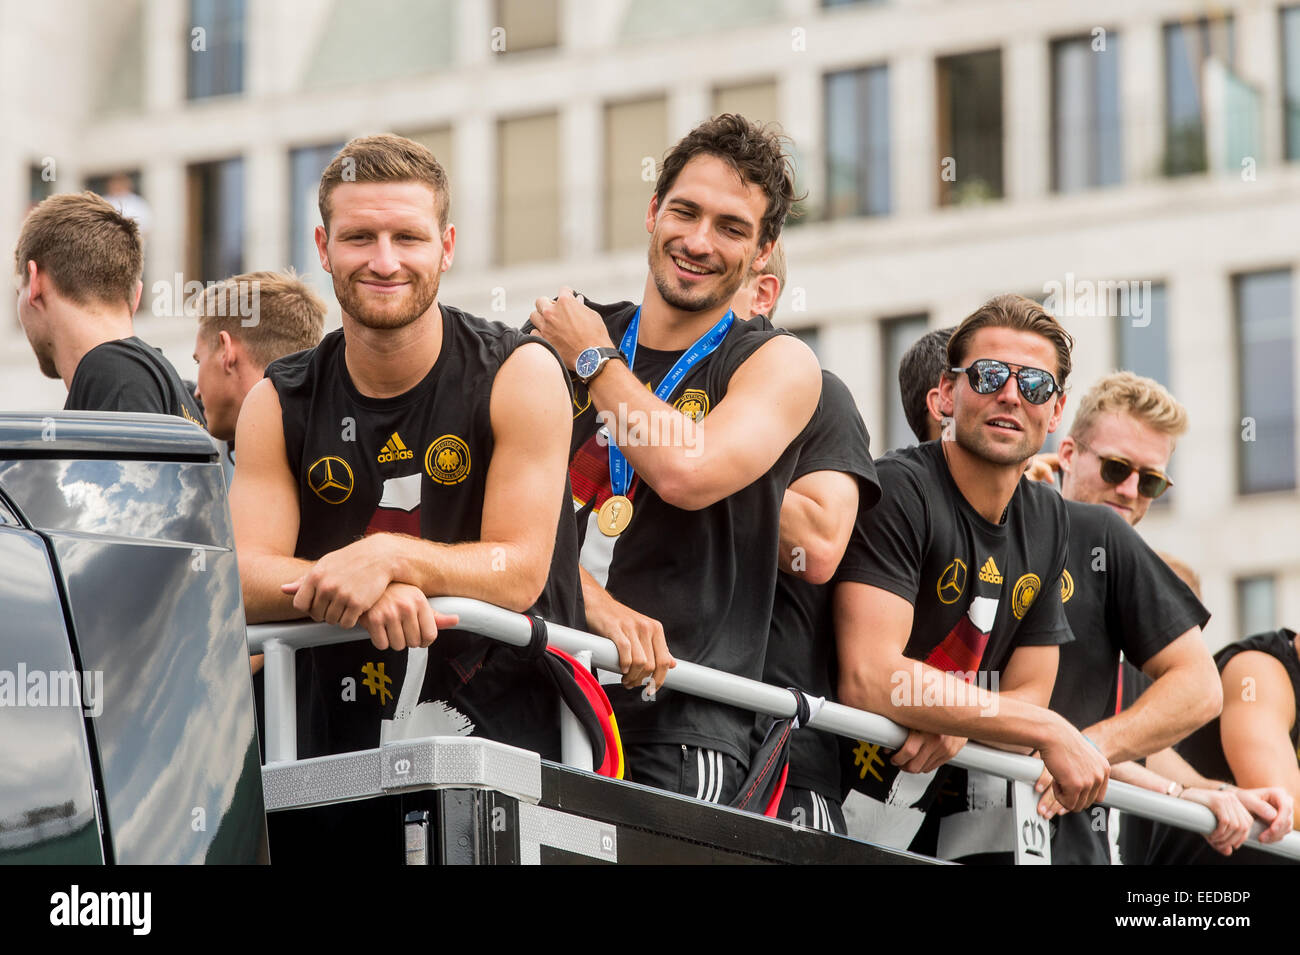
835, 440, 1073, 809
65, 336, 206, 427
1048, 500, 1211, 864
265, 306, 583, 761
563, 300, 809, 765
1137, 629, 1300, 866
760, 370, 879, 799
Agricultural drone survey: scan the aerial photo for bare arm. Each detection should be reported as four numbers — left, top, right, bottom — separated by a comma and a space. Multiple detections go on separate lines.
834, 581, 1108, 811
229, 379, 311, 623
286, 342, 573, 623
529, 290, 821, 511
579, 565, 674, 691
1081, 629, 1221, 765
1218, 651, 1300, 830
778, 470, 859, 584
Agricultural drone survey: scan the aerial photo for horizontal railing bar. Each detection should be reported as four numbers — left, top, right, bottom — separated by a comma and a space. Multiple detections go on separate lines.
247, 597, 1300, 861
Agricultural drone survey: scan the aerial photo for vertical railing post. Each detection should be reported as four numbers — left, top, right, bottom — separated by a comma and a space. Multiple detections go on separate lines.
1011, 779, 1051, 865
263, 638, 297, 764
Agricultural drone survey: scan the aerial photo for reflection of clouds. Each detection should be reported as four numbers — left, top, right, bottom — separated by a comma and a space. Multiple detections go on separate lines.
0, 460, 213, 546
0, 454, 261, 862
0, 530, 97, 828
58, 541, 258, 863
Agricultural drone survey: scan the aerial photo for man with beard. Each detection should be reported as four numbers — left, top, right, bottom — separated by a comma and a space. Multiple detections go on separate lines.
14, 191, 204, 425
528, 115, 821, 803
898, 340, 1284, 861
230, 135, 582, 803
835, 295, 1108, 850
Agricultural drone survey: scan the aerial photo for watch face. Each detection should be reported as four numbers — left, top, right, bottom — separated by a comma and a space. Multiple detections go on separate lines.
576, 348, 601, 378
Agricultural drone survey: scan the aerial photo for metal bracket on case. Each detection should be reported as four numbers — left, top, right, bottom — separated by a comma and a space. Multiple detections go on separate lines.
261, 736, 543, 812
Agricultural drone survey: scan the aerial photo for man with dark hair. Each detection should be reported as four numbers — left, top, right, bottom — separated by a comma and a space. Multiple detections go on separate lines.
231, 134, 581, 778
529, 114, 821, 803
896, 328, 1277, 863
836, 294, 1107, 850
14, 191, 204, 425
897, 326, 956, 445
191, 269, 327, 443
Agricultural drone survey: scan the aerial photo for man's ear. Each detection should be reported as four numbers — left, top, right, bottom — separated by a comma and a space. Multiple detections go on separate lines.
935, 375, 956, 419
1047, 393, 1067, 434
750, 274, 780, 319
645, 194, 659, 235
315, 225, 331, 273
750, 239, 774, 274
24, 260, 43, 305
1057, 434, 1076, 474
130, 279, 143, 315
217, 330, 238, 373
925, 386, 947, 423
440, 222, 456, 273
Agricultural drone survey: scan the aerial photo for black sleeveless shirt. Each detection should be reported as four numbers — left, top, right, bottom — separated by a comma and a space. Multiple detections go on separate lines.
265, 305, 582, 760
563, 300, 808, 766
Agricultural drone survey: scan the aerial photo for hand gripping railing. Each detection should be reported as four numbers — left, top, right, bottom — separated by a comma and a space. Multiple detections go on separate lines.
246, 597, 1300, 864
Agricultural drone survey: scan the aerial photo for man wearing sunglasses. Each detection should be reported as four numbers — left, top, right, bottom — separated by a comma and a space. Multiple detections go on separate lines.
898, 340, 1243, 863
836, 294, 1108, 851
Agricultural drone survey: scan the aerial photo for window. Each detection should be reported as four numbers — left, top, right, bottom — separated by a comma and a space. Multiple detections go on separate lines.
605, 97, 668, 251
186, 158, 244, 286
1283, 7, 1300, 160
498, 114, 560, 265
1236, 575, 1277, 637
1052, 33, 1122, 192
187, 0, 245, 99
1235, 270, 1296, 493
937, 50, 1003, 205
1163, 17, 1235, 176
495, 0, 559, 53
28, 163, 54, 206
882, 314, 930, 451
1115, 281, 1170, 387
824, 66, 890, 218
289, 143, 344, 289
714, 80, 779, 125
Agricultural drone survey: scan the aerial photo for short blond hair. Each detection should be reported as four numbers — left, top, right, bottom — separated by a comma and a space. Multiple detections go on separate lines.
193, 270, 326, 369
318, 134, 450, 234
742, 237, 787, 319
14, 192, 142, 308
1070, 371, 1188, 446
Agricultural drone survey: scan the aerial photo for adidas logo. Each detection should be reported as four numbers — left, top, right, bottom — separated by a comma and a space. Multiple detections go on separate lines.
377, 432, 414, 463
977, 556, 1003, 585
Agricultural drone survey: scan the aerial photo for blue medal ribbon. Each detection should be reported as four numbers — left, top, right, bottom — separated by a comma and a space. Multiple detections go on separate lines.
607, 306, 734, 498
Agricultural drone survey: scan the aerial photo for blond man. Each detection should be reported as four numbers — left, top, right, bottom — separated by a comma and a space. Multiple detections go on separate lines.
191, 270, 326, 442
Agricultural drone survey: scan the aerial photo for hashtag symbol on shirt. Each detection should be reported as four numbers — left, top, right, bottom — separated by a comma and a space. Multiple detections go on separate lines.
853, 741, 885, 782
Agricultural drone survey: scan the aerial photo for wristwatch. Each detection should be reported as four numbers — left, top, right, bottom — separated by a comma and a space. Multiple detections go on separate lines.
575, 346, 627, 384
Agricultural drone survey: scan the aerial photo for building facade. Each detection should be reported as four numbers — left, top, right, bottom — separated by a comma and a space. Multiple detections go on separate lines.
2, 0, 1297, 647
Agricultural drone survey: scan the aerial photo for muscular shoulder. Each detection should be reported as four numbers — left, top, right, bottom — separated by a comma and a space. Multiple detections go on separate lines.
264, 329, 336, 398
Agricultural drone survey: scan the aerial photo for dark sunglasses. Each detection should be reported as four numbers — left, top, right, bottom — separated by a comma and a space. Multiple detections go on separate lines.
1077, 441, 1173, 499
949, 359, 1061, 405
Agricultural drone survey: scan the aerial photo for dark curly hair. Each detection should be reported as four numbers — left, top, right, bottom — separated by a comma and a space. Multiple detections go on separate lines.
654, 114, 802, 249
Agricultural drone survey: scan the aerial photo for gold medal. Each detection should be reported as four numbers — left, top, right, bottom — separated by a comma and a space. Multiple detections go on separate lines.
598, 495, 633, 536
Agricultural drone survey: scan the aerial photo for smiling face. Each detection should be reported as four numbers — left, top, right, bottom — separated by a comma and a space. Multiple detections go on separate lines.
646, 154, 772, 315
315, 181, 452, 330
939, 326, 1066, 467
1059, 411, 1174, 525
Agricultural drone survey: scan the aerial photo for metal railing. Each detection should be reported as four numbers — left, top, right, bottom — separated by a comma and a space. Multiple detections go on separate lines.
247, 597, 1300, 864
